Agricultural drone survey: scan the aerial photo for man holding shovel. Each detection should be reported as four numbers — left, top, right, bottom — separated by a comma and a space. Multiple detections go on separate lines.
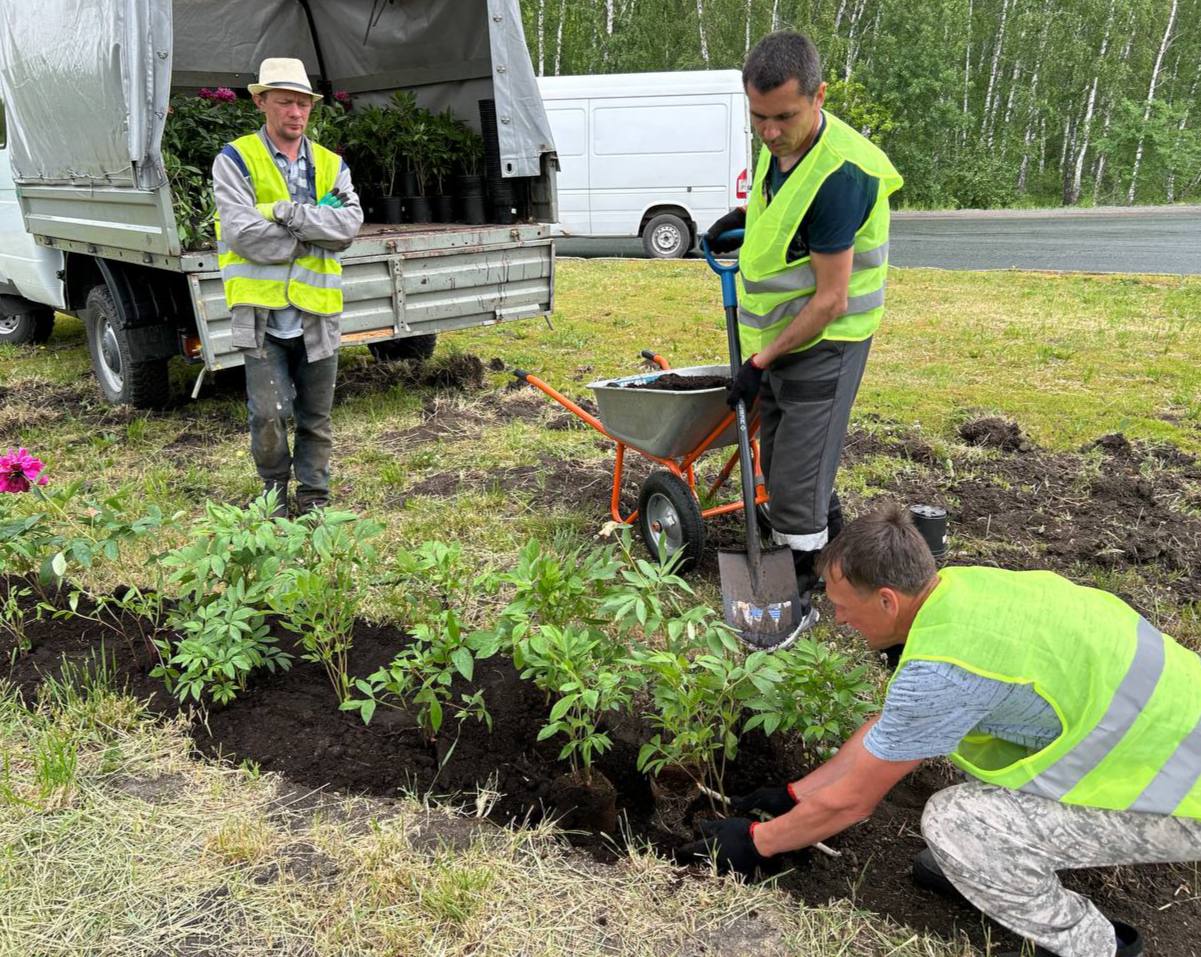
213, 58, 362, 516
684, 504, 1201, 957
705, 32, 902, 637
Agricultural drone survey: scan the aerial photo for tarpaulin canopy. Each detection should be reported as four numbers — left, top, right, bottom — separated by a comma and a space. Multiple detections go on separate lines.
0, 0, 553, 185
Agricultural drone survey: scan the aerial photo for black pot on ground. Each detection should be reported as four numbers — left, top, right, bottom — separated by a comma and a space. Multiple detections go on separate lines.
407, 195, 433, 223
431, 194, 455, 222
379, 195, 404, 224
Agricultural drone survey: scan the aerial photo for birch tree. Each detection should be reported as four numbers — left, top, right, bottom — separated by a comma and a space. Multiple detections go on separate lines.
696, 0, 711, 66
1066, 0, 1116, 204
1127, 0, 1177, 203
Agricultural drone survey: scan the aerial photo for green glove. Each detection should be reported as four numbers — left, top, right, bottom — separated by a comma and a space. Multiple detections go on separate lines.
316, 189, 345, 208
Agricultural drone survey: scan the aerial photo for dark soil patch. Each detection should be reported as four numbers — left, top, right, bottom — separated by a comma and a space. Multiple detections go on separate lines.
5, 583, 1198, 955
842, 422, 1201, 606
404, 452, 642, 513
625, 373, 731, 392
958, 416, 1034, 452
336, 353, 487, 403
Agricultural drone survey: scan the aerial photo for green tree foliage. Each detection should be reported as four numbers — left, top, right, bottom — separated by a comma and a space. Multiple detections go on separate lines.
521, 0, 1201, 207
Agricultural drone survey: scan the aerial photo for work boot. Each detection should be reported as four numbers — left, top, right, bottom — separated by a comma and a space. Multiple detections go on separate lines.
295, 495, 329, 517
792, 548, 821, 599
912, 847, 968, 904
996, 920, 1143, 957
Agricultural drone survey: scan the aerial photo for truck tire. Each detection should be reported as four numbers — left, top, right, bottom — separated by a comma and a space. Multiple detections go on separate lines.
641, 212, 691, 259
0, 299, 54, 345
84, 285, 171, 408
369, 334, 437, 363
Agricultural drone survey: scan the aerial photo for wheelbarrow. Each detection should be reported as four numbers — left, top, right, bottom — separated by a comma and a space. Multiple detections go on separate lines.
511, 354, 769, 571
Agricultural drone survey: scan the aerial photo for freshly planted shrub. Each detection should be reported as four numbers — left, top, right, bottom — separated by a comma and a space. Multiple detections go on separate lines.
742, 639, 876, 748
271, 509, 382, 703
344, 608, 500, 738
516, 624, 642, 784
496, 538, 619, 638
152, 491, 302, 705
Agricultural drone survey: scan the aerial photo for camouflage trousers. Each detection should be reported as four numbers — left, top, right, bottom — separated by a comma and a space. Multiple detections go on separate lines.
921, 782, 1201, 956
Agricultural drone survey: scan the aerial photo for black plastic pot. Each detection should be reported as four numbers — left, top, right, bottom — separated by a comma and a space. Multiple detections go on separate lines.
431, 194, 455, 222
909, 504, 949, 561
460, 193, 487, 225
407, 195, 433, 223
379, 195, 404, 224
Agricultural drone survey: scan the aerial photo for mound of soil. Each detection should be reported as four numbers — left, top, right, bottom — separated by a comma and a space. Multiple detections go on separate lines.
625, 373, 731, 392
5, 582, 1198, 955
958, 416, 1033, 452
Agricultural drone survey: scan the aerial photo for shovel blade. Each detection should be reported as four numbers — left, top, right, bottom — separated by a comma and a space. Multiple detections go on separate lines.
718, 546, 804, 651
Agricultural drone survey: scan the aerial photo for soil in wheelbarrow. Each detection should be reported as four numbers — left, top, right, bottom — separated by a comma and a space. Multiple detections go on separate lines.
6, 581, 1199, 957
625, 373, 731, 391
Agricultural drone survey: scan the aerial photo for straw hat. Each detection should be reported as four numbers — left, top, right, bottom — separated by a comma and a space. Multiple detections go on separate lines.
248, 58, 322, 100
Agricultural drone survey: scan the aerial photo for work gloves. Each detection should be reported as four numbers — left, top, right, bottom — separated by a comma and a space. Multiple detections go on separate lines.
726, 354, 766, 409
704, 207, 747, 254
731, 783, 799, 818
679, 817, 768, 879
317, 188, 348, 208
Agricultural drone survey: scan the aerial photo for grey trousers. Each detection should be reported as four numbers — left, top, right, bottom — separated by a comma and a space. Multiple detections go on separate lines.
758, 337, 872, 551
243, 334, 338, 505
922, 782, 1201, 957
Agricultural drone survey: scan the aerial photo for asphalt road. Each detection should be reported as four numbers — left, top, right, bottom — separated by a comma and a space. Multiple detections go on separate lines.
555, 206, 1201, 275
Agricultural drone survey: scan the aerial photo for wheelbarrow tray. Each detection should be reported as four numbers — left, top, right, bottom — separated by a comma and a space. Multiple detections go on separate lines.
587, 364, 737, 459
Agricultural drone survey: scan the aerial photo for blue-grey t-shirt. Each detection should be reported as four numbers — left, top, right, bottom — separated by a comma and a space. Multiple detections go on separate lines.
864, 659, 1062, 762
765, 114, 879, 261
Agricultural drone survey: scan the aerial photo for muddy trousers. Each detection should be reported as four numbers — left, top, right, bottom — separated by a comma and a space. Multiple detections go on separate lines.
244, 334, 338, 507
922, 782, 1201, 957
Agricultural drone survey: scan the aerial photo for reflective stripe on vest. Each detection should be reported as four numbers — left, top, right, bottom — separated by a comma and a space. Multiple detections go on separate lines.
736, 111, 902, 358
897, 567, 1201, 818
214, 132, 344, 317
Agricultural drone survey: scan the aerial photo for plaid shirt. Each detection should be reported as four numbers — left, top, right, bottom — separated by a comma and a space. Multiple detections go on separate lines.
264, 130, 315, 339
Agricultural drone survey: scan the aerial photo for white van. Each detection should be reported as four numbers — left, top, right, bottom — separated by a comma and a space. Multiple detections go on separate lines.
537, 70, 749, 258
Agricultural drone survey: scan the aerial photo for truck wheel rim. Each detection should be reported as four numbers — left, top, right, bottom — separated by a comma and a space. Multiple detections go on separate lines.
652, 223, 682, 255
646, 492, 683, 555
0, 315, 22, 335
98, 318, 124, 393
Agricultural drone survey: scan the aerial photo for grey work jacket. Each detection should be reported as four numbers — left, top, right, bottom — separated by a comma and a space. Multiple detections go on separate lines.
211, 128, 363, 361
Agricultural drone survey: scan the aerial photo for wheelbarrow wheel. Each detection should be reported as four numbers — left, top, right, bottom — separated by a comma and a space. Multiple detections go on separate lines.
637, 471, 705, 572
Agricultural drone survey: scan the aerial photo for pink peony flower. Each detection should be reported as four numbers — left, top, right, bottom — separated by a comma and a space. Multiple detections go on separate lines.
0, 448, 48, 493
334, 90, 351, 104
214, 86, 237, 103
198, 87, 216, 100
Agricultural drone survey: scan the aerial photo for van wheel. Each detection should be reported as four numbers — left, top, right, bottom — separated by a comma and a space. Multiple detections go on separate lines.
642, 213, 691, 259
0, 298, 54, 345
84, 285, 170, 408
369, 334, 437, 363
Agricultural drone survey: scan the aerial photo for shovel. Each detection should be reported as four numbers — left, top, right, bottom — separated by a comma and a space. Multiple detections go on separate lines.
701, 231, 805, 651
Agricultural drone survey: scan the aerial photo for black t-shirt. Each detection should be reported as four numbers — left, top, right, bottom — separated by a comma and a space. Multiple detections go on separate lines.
765, 115, 879, 261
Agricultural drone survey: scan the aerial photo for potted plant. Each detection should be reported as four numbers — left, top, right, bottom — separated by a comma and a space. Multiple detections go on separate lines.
403, 109, 435, 223
426, 110, 458, 222
453, 119, 487, 224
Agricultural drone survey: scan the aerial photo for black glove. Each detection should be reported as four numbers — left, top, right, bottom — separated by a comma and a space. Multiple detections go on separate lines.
679, 817, 768, 878
704, 207, 747, 254
726, 355, 766, 409
730, 784, 798, 818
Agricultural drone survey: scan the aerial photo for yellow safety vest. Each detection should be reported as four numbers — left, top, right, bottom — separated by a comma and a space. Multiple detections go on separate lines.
737, 110, 902, 357
215, 133, 344, 317
896, 566, 1201, 818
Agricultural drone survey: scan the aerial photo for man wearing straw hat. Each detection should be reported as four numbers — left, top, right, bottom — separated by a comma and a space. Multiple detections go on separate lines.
212, 57, 362, 516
